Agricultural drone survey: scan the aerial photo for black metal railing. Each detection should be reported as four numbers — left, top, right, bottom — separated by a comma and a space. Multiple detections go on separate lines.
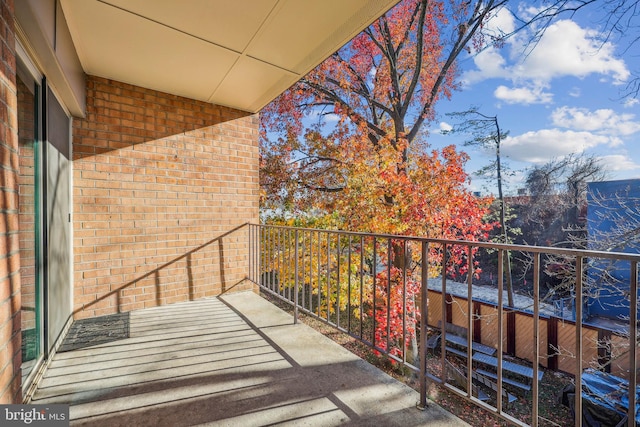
247, 223, 639, 427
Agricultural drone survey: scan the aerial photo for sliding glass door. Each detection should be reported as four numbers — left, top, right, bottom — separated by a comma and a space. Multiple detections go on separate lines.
17, 47, 73, 390
44, 86, 72, 353
17, 54, 44, 381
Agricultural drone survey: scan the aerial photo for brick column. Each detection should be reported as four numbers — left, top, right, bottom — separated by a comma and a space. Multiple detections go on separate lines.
0, 0, 22, 404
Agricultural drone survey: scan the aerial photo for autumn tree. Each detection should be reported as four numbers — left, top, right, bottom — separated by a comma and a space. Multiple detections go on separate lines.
261, 0, 509, 237
260, 0, 514, 358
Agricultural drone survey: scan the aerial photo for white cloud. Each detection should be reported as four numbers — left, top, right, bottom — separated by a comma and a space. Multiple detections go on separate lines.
551, 106, 640, 136
463, 47, 509, 84
484, 6, 515, 38
517, 4, 556, 22
308, 109, 340, 123
502, 129, 620, 163
511, 20, 629, 83
494, 84, 553, 105
598, 154, 640, 172
463, 19, 630, 91
624, 98, 639, 108
439, 122, 453, 133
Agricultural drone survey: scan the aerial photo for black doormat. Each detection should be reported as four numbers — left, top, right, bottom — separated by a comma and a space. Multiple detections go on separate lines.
58, 312, 130, 352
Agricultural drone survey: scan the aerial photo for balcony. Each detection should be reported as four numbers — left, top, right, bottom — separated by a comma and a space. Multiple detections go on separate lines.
29, 223, 640, 427
29, 291, 465, 426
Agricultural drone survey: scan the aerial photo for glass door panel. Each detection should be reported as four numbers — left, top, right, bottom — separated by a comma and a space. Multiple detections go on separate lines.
17, 57, 43, 381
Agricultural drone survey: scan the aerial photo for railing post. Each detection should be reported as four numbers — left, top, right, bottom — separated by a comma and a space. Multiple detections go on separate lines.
326, 232, 331, 322
258, 225, 262, 287
440, 244, 448, 380
575, 256, 583, 427
466, 245, 473, 400
317, 231, 321, 317
347, 235, 352, 333
253, 224, 257, 284
337, 235, 341, 328
360, 235, 364, 339
497, 249, 504, 414
301, 230, 306, 312
402, 239, 407, 365
266, 227, 272, 290
629, 260, 638, 426
419, 241, 429, 410
386, 238, 392, 354
373, 237, 377, 348
294, 229, 299, 324
532, 252, 540, 427
248, 224, 252, 283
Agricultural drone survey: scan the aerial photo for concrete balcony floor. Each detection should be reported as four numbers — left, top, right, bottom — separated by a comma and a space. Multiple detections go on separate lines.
31, 291, 468, 426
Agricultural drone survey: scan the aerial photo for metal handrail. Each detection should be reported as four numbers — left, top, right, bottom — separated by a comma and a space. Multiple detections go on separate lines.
255, 223, 640, 262
248, 223, 640, 427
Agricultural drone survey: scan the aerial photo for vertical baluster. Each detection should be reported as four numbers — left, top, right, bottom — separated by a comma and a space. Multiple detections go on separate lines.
387, 238, 392, 355
497, 249, 504, 415
348, 235, 352, 334
575, 256, 584, 427
466, 245, 473, 400
440, 244, 447, 381
419, 240, 429, 410
402, 239, 407, 365
300, 230, 305, 312
279, 228, 284, 296
532, 252, 540, 427
275, 228, 278, 291
248, 224, 252, 283
337, 234, 341, 328
279, 228, 283, 294
294, 229, 299, 324
253, 225, 257, 284
629, 260, 638, 427
309, 230, 314, 312
267, 227, 272, 290
288, 228, 292, 301
326, 232, 331, 322
317, 231, 322, 317
360, 235, 365, 340
373, 237, 377, 348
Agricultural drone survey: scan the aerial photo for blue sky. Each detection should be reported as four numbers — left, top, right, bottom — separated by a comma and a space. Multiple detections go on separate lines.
428, 4, 640, 195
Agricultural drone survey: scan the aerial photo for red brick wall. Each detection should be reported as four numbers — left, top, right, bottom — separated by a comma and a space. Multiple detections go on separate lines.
73, 76, 259, 319
0, 0, 22, 404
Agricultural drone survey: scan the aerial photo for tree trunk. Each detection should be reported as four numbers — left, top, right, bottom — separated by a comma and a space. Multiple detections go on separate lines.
494, 118, 515, 307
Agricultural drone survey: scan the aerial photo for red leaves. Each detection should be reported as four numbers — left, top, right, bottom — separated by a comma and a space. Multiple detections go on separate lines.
261, 0, 498, 348
371, 265, 421, 357
260, 0, 496, 232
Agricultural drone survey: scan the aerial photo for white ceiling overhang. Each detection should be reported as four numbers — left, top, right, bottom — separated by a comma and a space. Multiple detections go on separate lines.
59, 0, 399, 113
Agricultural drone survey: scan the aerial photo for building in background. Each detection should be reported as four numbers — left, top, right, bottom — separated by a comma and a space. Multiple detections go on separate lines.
586, 178, 640, 320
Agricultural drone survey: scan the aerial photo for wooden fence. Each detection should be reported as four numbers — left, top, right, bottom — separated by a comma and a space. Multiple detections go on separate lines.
426, 288, 637, 380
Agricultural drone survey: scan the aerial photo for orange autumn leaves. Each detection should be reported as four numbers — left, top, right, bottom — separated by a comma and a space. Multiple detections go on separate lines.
260, 0, 497, 357
261, 0, 492, 242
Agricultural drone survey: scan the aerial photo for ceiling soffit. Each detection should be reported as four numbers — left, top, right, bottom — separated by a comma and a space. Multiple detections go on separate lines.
60, 0, 399, 113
